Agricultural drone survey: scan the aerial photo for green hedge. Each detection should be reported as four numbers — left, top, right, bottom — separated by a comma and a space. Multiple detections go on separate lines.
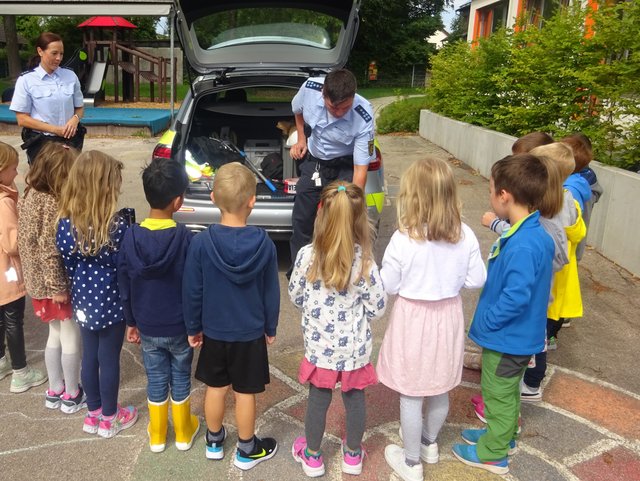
426, 2, 640, 171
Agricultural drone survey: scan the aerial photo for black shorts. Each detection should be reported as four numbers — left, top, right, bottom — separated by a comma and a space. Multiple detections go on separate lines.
195, 335, 270, 394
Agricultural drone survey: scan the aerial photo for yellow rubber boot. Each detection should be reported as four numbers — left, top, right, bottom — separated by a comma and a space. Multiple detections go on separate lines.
172, 395, 200, 451
148, 398, 169, 453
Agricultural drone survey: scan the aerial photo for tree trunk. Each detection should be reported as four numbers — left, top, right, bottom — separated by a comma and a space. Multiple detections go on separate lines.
2, 15, 23, 80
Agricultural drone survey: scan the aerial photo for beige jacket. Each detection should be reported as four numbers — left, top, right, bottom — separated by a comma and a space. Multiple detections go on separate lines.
0, 183, 26, 305
18, 189, 68, 299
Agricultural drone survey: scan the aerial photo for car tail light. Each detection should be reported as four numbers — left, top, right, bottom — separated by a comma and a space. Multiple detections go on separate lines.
152, 145, 172, 160
368, 146, 382, 171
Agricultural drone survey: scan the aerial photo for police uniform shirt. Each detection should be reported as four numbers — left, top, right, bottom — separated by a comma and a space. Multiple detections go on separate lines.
291, 77, 375, 166
10, 65, 83, 133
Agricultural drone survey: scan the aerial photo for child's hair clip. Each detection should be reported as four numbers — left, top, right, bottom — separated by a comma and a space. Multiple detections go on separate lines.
62, 144, 70, 149
337, 185, 346, 192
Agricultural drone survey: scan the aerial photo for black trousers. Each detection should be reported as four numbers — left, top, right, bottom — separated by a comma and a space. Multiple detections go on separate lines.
0, 296, 27, 370
21, 126, 86, 165
288, 155, 354, 278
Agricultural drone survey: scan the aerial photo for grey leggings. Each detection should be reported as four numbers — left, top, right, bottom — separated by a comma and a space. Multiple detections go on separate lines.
400, 392, 449, 462
305, 384, 366, 452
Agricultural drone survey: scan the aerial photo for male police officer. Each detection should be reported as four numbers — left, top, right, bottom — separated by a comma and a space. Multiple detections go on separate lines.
288, 69, 375, 276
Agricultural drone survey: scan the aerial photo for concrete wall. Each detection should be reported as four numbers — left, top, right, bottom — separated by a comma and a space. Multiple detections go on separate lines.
419, 109, 640, 277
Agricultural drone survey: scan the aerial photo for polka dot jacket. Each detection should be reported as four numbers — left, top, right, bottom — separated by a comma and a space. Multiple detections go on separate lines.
56, 216, 129, 330
288, 244, 387, 372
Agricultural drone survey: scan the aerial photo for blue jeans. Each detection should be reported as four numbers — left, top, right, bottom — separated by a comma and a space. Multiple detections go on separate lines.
140, 333, 193, 403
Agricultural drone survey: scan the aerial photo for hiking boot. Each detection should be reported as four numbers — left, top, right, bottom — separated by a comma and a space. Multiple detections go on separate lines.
97, 405, 138, 438
384, 444, 423, 481
292, 436, 325, 477
61, 386, 87, 414
452, 443, 509, 475
10, 366, 47, 393
234, 436, 278, 470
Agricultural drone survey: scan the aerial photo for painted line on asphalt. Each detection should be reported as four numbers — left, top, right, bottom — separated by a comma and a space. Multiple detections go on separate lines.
562, 438, 620, 468
518, 443, 582, 481
0, 435, 134, 456
551, 364, 640, 402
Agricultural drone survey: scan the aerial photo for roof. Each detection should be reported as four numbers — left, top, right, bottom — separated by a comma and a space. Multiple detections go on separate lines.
0, 1, 173, 15
78, 16, 137, 28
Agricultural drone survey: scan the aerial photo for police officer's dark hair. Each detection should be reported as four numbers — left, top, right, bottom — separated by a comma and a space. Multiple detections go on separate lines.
29, 32, 64, 69
323, 69, 357, 104
142, 158, 189, 209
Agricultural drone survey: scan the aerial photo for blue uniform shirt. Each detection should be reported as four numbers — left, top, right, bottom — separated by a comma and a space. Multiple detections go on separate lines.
10, 65, 83, 132
291, 77, 375, 166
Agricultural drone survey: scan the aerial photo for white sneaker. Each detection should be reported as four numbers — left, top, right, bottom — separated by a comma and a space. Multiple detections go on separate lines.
520, 382, 542, 402
384, 444, 423, 481
398, 427, 439, 463
0, 356, 11, 380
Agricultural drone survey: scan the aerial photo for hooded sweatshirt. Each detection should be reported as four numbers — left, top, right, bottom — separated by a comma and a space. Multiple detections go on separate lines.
183, 224, 279, 342
117, 221, 192, 337
564, 173, 592, 212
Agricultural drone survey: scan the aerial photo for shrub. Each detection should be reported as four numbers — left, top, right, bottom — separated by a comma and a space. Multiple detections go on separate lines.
377, 95, 429, 134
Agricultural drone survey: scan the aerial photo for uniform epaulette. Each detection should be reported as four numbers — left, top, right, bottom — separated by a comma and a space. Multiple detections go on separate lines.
305, 80, 323, 91
19, 68, 35, 76
354, 105, 372, 123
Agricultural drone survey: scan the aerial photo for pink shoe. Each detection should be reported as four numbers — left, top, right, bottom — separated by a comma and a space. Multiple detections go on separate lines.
474, 400, 487, 423
291, 436, 325, 478
471, 394, 483, 406
83, 408, 102, 434
97, 405, 138, 438
342, 440, 366, 475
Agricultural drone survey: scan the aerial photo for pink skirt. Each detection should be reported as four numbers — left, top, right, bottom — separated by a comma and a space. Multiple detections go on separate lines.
377, 295, 465, 396
298, 357, 378, 392
32, 298, 73, 323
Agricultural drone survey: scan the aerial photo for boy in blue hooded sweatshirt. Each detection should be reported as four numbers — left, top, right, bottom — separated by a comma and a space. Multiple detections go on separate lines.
117, 158, 199, 453
183, 161, 279, 471
452, 154, 554, 475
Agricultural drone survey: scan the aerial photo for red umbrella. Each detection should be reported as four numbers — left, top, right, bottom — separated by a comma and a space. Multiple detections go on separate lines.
78, 16, 137, 28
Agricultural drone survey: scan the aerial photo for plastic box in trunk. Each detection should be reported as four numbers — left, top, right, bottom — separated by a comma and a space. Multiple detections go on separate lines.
243, 139, 280, 170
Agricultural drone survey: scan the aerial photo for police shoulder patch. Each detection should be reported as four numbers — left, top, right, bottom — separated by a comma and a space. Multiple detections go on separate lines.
354, 105, 372, 123
305, 80, 323, 91
19, 68, 35, 76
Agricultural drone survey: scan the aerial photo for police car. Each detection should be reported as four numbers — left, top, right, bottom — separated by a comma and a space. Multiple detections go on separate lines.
153, 0, 385, 238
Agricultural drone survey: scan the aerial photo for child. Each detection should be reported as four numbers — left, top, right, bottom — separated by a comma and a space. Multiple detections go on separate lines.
56, 150, 138, 438
531, 142, 586, 348
184, 162, 279, 470
559, 135, 592, 213
18, 142, 83, 412
511, 131, 553, 155
117, 158, 198, 453
0, 141, 47, 392
452, 154, 554, 475
560, 133, 603, 262
377, 158, 486, 481
289, 180, 387, 478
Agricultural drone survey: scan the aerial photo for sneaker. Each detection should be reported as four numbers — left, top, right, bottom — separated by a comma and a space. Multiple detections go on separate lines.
520, 383, 542, 403
205, 427, 227, 460
61, 386, 87, 414
470, 393, 483, 406
471, 399, 522, 434
291, 436, 325, 478
452, 443, 509, 475
342, 439, 366, 475
461, 428, 517, 455
398, 427, 438, 463
83, 409, 102, 434
234, 436, 278, 470
562, 319, 571, 328
384, 444, 423, 481
10, 366, 47, 393
0, 356, 11, 380
97, 405, 138, 438
547, 336, 558, 351
45, 388, 64, 409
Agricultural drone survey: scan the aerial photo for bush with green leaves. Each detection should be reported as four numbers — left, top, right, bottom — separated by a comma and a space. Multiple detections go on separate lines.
377, 95, 429, 134
426, 2, 640, 171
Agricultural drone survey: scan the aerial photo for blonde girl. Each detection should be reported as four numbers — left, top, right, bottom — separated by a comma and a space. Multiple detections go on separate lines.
18, 142, 83, 412
289, 181, 387, 478
377, 158, 486, 481
56, 150, 138, 438
0, 141, 47, 392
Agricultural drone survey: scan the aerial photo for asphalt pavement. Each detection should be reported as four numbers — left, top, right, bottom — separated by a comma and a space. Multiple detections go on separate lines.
0, 98, 638, 481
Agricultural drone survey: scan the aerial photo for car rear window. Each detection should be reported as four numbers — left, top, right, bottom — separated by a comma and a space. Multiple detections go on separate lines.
193, 8, 343, 51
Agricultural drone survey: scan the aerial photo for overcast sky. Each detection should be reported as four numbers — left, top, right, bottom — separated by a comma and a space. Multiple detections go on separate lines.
442, 0, 467, 31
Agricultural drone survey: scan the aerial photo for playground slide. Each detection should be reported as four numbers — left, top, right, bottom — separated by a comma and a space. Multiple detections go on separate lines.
85, 61, 108, 96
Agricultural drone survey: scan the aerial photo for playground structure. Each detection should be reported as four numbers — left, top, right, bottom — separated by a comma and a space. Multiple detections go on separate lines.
77, 16, 176, 105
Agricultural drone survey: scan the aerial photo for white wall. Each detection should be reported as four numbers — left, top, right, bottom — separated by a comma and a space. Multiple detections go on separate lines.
466, 0, 521, 42
419, 109, 640, 277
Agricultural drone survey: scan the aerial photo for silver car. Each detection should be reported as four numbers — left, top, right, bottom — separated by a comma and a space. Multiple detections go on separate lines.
152, 0, 385, 238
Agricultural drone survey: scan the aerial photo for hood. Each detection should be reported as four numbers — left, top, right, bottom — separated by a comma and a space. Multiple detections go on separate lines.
124, 224, 190, 278
204, 224, 272, 284
0, 183, 18, 202
174, 0, 361, 74
564, 175, 592, 206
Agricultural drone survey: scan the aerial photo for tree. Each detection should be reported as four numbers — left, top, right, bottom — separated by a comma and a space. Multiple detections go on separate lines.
2, 16, 22, 79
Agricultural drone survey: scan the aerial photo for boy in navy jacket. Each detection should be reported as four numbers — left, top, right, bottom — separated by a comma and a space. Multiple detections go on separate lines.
183, 162, 279, 471
117, 158, 199, 453
453, 154, 554, 475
